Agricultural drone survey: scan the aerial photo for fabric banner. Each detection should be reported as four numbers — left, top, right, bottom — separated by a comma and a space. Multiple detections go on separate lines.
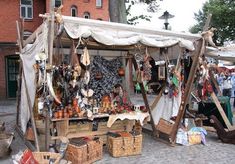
89, 56, 122, 101
20, 30, 46, 133
63, 16, 196, 51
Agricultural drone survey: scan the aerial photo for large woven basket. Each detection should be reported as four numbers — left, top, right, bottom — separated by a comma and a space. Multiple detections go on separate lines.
65, 139, 103, 164
32, 152, 61, 164
107, 134, 142, 157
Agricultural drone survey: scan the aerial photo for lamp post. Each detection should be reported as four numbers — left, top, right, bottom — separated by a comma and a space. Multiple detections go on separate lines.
159, 11, 175, 30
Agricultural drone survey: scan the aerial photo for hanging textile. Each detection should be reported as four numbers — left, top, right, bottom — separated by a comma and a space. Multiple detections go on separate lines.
89, 56, 122, 101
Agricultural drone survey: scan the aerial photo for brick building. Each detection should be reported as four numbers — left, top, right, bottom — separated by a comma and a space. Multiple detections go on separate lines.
0, 0, 109, 99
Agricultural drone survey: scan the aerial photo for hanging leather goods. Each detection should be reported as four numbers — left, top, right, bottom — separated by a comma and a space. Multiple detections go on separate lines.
136, 69, 143, 83
47, 73, 61, 104
71, 40, 80, 67
81, 88, 94, 98
83, 70, 90, 85
55, 5, 64, 36
81, 47, 90, 66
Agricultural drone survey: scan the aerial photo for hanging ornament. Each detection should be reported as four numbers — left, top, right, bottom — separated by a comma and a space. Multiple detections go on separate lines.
118, 67, 125, 76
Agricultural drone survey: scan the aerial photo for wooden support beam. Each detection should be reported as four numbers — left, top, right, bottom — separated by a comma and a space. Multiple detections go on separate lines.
132, 57, 157, 136
170, 39, 205, 143
15, 125, 36, 151
150, 87, 164, 111
48, 0, 55, 65
45, 0, 55, 151
16, 20, 39, 151
22, 70, 40, 151
23, 24, 43, 47
16, 21, 22, 51
210, 92, 234, 130
16, 21, 23, 126
209, 70, 222, 96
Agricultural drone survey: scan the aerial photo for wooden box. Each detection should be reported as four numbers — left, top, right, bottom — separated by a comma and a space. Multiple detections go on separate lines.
156, 118, 173, 135
65, 139, 103, 164
107, 133, 142, 157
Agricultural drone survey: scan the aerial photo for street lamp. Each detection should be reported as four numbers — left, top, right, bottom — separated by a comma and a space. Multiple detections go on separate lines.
159, 10, 175, 30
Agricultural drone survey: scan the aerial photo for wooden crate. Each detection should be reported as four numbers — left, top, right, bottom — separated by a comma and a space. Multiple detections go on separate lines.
65, 139, 103, 164
33, 152, 61, 164
156, 118, 173, 135
68, 122, 93, 133
107, 133, 142, 157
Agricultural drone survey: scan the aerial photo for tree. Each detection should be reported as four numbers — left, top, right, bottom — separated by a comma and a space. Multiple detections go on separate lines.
190, 0, 235, 45
109, 0, 162, 25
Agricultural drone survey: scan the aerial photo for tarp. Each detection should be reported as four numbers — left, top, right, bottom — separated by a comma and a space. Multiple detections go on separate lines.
205, 45, 235, 61
19, 16, 202, 133
63, 16, 201, 51
20, 23, 47, 133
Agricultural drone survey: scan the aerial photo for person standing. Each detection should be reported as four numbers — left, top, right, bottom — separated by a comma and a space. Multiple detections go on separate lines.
222, 75, 232, 98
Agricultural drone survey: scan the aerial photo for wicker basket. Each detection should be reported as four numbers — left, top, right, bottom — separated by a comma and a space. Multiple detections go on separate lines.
65, 139, 103, 164
32, 152, 61, 164
156, 118, 173, 135
107, 134, 142, 157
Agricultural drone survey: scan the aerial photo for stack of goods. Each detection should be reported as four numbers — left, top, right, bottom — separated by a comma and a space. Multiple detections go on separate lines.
107, 131, 142, 157
65, 137, 103, 164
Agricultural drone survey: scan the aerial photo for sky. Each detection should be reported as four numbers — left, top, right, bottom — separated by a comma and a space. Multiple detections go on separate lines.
130, 0, 208, 32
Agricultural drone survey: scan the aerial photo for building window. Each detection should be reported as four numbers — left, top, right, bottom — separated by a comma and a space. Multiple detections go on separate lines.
84, 12, 90, 19
20, 0, 33, 19
55, 0, 62, 7
71, 5, 77, 17
96, 0, 102, 8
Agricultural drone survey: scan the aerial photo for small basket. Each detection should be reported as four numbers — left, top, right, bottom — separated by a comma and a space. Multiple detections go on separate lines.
65, 139, 103, 164
32, 152, 61, 164
156, 118, 173, 135
107, 134, 142, 157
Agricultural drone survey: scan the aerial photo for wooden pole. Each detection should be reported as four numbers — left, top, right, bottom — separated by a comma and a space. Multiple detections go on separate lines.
132, 57, 157, 135
48, 0, 55, 65
22, 69, 40, 151
150, 87, 164, 111
170, 39, 205, 143
209, 70, 222, 96
16, 20, 39, 151
16, 21, 22, 126
45, 0, 55, 151
210, 92, 234, 130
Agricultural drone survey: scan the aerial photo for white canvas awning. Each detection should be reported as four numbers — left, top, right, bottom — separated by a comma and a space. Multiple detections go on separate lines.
205, 45, 235, 62
62, 16, 201, 51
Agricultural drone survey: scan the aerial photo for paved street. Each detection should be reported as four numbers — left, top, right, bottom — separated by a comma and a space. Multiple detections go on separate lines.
0, 97, 235, 164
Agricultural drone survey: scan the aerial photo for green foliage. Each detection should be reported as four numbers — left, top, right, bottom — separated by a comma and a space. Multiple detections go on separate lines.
126, 0, 160, 25
190, 0, 235, 45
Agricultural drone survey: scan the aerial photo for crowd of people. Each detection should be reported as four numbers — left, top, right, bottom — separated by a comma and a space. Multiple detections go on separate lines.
216, 72, 235, 107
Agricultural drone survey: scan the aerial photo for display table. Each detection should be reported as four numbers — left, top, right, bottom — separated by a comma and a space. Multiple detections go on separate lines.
48, 113, 149, 144
198, 96, 233, 128
107, 112, 150, 128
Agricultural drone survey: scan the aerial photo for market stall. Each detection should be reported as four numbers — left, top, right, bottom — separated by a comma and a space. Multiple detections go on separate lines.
15, 9, 205, 156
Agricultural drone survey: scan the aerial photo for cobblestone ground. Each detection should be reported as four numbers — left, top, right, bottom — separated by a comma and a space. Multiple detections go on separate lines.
0, 96, 235, 164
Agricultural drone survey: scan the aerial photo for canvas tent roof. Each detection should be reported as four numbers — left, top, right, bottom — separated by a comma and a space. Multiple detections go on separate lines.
62, 16, 201, 51
205, 45, 235, 62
